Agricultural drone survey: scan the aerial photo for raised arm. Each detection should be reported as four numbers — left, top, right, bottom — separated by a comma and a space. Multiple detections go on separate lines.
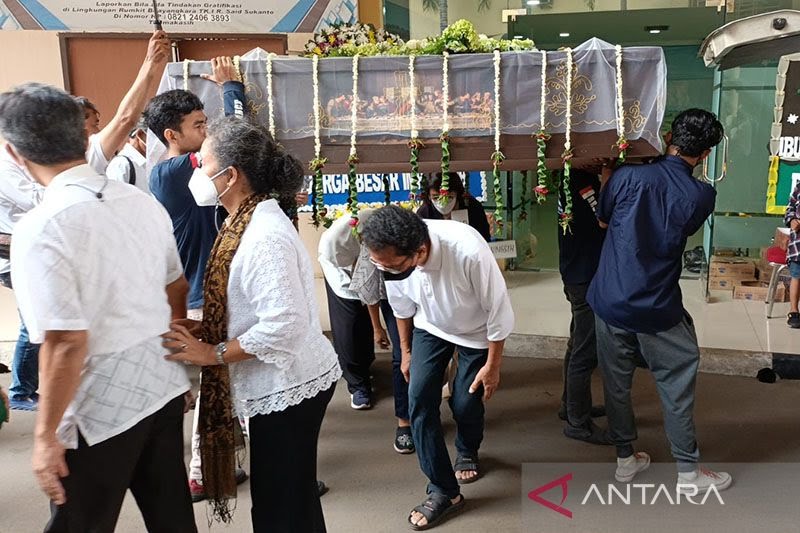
95, 31, 171, 161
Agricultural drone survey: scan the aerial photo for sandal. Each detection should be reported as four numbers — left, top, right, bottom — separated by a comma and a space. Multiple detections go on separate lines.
454, 454, 481, 485
408, 493, 465, 531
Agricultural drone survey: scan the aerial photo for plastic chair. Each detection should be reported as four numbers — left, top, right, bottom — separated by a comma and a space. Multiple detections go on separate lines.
765, 245, 788, 318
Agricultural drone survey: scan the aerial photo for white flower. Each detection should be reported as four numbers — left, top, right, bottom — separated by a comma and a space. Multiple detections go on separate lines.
182, 59, 192, 91
493, 49, 501, 152
312, 54, 321, 158
540, 50, 547, 130
615, 44, 625, 138
409, 55, 417, 137
350, 55, 359, 157
266, 53, 276, 139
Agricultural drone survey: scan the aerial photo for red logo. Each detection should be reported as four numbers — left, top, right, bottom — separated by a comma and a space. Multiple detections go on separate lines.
528, 473, 573, 519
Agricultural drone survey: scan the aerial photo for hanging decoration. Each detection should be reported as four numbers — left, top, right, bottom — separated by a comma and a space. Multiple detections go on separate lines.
614, 44, 629, 163
438, 52, 451, 204
233, 55, 244, 84
266, 53, 277, 139
491, 49, 505, 235
408, 54, 425, 206
534, 50, 550, 204
519, 171, 529, 222
560, 47, 574, 234
309, 54, 328, 227
383, 174, 391, 205
182, 59, 193, 91
347, 55, 361, 232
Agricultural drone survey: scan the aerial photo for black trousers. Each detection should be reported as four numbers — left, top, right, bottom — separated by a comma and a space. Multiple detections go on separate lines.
325, 281, 375, 394
249, 384, 335, 533
561, 283, 600, 430
45, 394, 196, 533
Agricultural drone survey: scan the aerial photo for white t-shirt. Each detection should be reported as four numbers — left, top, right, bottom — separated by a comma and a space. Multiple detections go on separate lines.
107, 143, 148, 193
12, 164, 190, 448
0, 148, 42, 275
86, 134, 110, 175
317, 215, 362, 300
385, 220, 515, 349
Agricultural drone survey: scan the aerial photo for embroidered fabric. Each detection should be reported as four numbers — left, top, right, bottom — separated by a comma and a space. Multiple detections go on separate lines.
226, 201, 342, 417
234, 363, 341, 418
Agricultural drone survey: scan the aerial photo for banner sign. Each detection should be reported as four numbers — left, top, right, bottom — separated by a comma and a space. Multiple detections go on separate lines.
0, 0, 357, 32
298, 171, 487, 210
766, 53, 800, 214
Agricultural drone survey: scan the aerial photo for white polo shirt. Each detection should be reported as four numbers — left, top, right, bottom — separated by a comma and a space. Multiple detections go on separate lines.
0, 148, 42, 275
385, 220, 515, 349
12, 163, 190, 448
86, 134, 109, 175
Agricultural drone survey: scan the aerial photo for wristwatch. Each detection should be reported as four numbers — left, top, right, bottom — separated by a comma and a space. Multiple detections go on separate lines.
215, 342, 228, 365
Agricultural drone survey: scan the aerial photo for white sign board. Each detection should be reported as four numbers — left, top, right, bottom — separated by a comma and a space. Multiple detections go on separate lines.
0, 0, 357, 32
489, 240, 517, 259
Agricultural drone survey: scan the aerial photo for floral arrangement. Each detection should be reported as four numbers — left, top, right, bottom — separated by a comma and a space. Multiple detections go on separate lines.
347, 55, 361, 232
408, 55, 424, 206
560, 48, 574, 234
304, 19, 534, 58
438, 52, 451, 205
519, 171, 529, 222
491, 49, 505, 235
182, 59, 193, 90
534, 50, 550, 204
304, 22, 403, 57
233, 55, 243, 84
614, 44, 629, 163
309, 54, 329, 227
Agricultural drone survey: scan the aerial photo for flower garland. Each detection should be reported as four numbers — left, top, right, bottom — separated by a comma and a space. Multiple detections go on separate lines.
438, 52, 451, 204
309, 54, 328, 227
534, 50, 550, 204
614, 44, 629, 163
233, 55, 244, 84
347, 55, 361, 232
182, 59, 193, 91
408, 54, 424, 206
491, 49, 505, 235
560, 48, 574, 234
519, 171, 529, 222
266, 53, 277, 139
383, 174, 391, 205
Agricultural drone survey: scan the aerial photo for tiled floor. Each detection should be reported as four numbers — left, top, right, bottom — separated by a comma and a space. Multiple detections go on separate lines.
3, 272, 800, 355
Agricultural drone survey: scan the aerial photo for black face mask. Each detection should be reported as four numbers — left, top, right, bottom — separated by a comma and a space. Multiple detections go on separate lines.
381, 266, 416, 281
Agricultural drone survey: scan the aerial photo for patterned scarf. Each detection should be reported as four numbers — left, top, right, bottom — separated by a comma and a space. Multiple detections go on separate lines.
199, 193, 267, 522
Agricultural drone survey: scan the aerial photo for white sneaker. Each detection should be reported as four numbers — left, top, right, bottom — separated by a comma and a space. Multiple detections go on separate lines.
677, 467, 732, 493
615, 452, 651, 482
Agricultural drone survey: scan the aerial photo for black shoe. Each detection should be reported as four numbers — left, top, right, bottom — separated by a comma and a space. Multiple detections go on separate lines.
318, 480, 329, 497
788, 312, 800, 329
563, 423, 613, 446
394, 426, 415, 454
559, 405, 606, 421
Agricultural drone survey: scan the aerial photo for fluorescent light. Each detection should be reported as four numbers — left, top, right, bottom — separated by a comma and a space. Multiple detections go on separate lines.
649, 29, 661, 34
645, 25, 669, 34
527, 0, 541, 5
559, 32, 570, 37
514, 35, 524, 39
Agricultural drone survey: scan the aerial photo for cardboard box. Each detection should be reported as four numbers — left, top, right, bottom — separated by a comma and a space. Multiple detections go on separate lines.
709, 256, 756, 278
708, 276, 756, 291
757, 261, 792, 284
733, 281, 788, 302
775, 227, 791, 251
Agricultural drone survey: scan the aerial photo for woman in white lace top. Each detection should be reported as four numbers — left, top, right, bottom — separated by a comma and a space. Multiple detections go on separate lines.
163, 117, 341, 532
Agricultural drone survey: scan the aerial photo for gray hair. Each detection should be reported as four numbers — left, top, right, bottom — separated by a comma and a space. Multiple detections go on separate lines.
206, 117, 303, 207
0, 83, 86, 165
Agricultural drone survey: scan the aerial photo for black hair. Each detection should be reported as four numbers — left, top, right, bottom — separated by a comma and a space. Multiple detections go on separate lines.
670, 109, 724, 158
73, 96, 99, 115
142, 90, 204, 145
423, 172, 468, 208
360, 204, 429, 257
206, 117, 303, 211
0, 83, 87, 165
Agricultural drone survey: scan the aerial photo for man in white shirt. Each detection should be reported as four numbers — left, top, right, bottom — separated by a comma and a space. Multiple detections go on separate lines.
74, 30, 170, 176
0, 147, 43, 411
318, 213, 379, 410
106, 124, 148, 192
361, 205, 514, 530
0, 83, 196, 532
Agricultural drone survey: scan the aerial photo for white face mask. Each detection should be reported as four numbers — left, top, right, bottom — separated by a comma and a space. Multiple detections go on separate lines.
188, 166, 230, 207
434, 196, 456, 216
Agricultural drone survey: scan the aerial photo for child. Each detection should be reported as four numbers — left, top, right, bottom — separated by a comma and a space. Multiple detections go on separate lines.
784, 180, 800, 328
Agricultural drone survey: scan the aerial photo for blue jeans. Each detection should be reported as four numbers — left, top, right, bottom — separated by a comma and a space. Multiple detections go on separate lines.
0, 273, 40, 401
409, 328, 488, 498
596, 312, 701, 472
380, 300, 409, 421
